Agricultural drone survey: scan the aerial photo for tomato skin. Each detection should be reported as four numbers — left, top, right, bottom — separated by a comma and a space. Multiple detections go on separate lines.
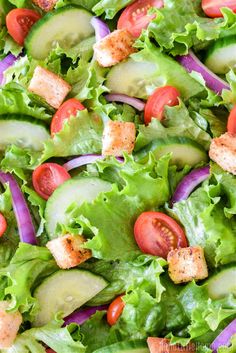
144, 86, 180, 125
202, 0, 236, 18
0, 213, 7, 237
6, 9, 41, 46
107, 295, 125, 326
117, 0, 163, 38
227, 105, 236, 135
46, 349, 56, 353
134, 212, 188, 259
51, 98, 85, 136
32, 163, 71, 200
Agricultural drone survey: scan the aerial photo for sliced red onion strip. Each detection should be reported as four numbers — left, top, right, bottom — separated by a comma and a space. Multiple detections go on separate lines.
91, 17, 110, 42
176, 51, 230, 94
0, 171, 37, 245
64, 305, 108, 326
0, 54, 18, 85
105, 94, 146, 111
171, 166, 210, 206
210, 319, 236, 353
63, 154, 124, 172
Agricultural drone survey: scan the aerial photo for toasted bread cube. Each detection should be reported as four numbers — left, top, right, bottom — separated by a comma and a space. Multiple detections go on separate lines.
167, 246, 208, 284
32, 0, 57, 11
46, 234, 92, 269
93, 29, 136, 67
209, 132, 236, 175
0, 301, 22, 349
102, 120, 136, 156
28, 66, 71, 109
147, 337, 195, 353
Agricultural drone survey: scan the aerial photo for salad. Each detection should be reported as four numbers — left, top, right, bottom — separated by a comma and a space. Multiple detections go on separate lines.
0, 0, 236, 352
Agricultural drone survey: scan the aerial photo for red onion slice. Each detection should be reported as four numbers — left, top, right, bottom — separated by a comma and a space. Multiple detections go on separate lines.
176, 51, 230, 94
64, 305, 108, 326
210, 319, 236, 353
0, 54, 18, 85
91, 17, 110, 42
63, 154, 124, 172
0, 171, 37, 245
105, 94, 145, 111
171, 166, 210, 206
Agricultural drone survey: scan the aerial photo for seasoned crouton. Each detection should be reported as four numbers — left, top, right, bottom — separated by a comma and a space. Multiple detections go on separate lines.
209, 132, 236, 175
102, 120, 136, 156
32, 0, 57, 11
0, 301, 22, 349
167, 246, 208, 284
28, 66, 71, 109
93, 29, 136, 67
46, 234, 92, 269
147, 337, 195, 353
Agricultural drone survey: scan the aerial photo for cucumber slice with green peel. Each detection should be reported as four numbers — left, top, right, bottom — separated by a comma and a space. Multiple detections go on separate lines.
134, 137, 208, 168
0, 116, 50, 151
25, 6, 94, 60
206, 266, 236, 299
93, 340, 149, 353
33, 269, 107, 327
45, 177, 112, 238
106, 53, 204, 100
205, 36, 236, 74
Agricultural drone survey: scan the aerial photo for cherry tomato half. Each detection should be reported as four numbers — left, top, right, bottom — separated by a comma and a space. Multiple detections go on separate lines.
50, 98, 85, 136
202, 0, 236, 18
0, 213, 7, 237
227, 105, 236, 135
107, 295, 125, 326
144, 86, 180, 125
46, 349, 56, 353
117, 0, 163, 38
134, 212, 188, 259
6, 8, 41, 46
32, 163, 71, 200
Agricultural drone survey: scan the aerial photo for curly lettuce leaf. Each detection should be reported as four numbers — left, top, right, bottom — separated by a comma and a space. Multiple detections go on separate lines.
56, 0, 100, 11
0, 27, 22, 58
93, 0, 132, 18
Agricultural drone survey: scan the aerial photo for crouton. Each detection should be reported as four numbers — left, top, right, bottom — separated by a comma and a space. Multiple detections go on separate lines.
209, 132, 236, 175
93, 29, 136, 67
147, 337, 195, 353
32, 0, 57, 11
28, 66, 71, 109
0, 301, 22, 349
46, 234, 92, 269
167, 246, 208, 284
102, 120, 136, 156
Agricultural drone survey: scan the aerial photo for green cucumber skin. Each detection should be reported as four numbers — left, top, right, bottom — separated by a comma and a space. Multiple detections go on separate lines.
93, 340, 149, 353
134, 137, 207, 168
205, 36, 236, 74
25, 6, 94, 60
206, 265, 236, 299
45, 177, 112, 238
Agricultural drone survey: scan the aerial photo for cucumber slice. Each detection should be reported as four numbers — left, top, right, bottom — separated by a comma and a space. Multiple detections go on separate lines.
206, 266, 236, 299
33, 269, 107, 327
205, 36, 236, 74
0, 116, 50, 151
106, 54, 204, 100
25, 6, 94, 59
93, 340, 149, 353
134, 137, 208, 168
45, 177, 112, 238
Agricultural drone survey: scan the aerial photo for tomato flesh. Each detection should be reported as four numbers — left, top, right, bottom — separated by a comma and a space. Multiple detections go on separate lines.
202, 0, 236, 18
118, 0, 163, 38
107, 295, 125, 326
227, 105, 236, 135
6, 9, 41, 46
134, 212, 187, 259
33, 163, 71, 200
46, 350, 56, 353
51, 98, 85, 136
0, 213, 7, 237
144, 86, 180, 125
